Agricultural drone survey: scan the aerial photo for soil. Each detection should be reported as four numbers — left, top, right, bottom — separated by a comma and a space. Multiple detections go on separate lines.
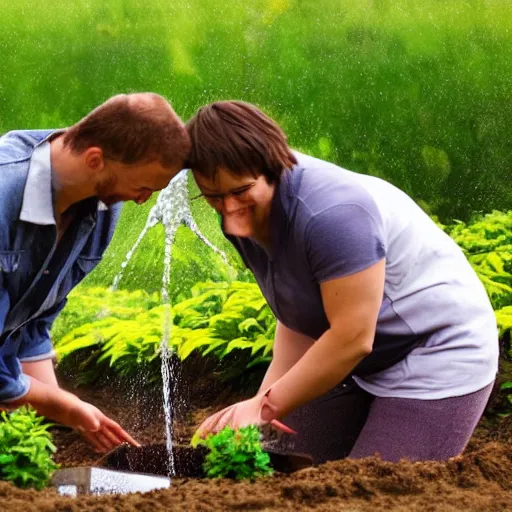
4, 374, 512, 511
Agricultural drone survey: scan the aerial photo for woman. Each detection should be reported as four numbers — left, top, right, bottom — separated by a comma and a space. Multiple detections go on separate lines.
186, 101, 498, 463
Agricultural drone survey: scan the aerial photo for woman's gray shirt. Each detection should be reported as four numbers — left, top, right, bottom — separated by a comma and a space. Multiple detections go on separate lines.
226, 152, 498, 399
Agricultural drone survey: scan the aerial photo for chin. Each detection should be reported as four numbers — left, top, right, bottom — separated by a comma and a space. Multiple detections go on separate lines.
99, 196, 124, 206
223, 224, 253, 238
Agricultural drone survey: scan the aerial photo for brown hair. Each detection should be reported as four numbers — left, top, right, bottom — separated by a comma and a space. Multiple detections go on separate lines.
63, 93, 190, 168
185, 101, 297, 182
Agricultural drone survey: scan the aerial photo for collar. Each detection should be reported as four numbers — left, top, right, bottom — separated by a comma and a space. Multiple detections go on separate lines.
19, 137, 56, 226
19, 131, 108, 224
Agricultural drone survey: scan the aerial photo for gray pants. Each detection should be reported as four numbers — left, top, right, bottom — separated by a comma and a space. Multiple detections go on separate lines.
275, 378, 494, 463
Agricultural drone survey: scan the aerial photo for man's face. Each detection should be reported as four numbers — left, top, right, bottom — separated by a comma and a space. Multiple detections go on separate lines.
96, 160, 182, 206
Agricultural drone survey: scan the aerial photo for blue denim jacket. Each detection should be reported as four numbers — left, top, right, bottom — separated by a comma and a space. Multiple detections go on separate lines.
0, 130, 122, 401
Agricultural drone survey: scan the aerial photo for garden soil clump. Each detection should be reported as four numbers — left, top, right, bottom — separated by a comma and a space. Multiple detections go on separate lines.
4, 385, 512, 511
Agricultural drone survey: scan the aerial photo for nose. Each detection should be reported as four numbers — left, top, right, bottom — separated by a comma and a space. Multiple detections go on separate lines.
135, 190, 153, 205
222, 194, 242, 213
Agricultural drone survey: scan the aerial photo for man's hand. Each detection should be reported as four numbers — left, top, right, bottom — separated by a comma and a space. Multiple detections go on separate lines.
194, 389, 296, 438
59, 398, 141, 453
4, 377, 140, 453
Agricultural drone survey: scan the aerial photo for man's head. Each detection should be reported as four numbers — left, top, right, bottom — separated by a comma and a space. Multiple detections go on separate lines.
60, 93, 190, 206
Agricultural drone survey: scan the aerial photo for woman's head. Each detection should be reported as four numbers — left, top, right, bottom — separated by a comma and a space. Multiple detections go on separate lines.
186, 101, 297, 239
186, 100, 296, 183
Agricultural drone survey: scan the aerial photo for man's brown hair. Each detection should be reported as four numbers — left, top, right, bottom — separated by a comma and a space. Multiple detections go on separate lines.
186, 101, 297, 182
63, 93, 190, 168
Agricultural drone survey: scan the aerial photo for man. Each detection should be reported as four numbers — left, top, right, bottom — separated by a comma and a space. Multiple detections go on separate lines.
0, 93, 190, 453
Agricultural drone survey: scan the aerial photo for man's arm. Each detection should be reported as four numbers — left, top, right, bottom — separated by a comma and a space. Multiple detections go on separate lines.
5, 376, 140, 453
22, 358, 58, 387
0, 299, 139, 452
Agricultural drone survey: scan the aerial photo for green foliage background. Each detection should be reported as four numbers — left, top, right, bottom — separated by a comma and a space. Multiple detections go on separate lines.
2, 1, 512, 393
1, 0, 512, 296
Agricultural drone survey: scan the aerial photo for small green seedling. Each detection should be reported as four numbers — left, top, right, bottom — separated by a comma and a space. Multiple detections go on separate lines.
0, 406, 59, 489
191, 425, 273, 480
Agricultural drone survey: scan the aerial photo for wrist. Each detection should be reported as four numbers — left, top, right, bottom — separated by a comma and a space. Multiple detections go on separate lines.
260, 387, 283, 422
22, 378, 70, 420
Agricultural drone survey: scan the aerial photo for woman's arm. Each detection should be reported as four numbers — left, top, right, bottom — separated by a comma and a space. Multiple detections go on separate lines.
193, 259, 386, 436
264, 259, 385, 420
258, 321, 314, 393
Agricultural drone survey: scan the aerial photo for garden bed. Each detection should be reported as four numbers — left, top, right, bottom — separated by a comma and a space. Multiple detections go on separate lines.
2, 381, 512, 511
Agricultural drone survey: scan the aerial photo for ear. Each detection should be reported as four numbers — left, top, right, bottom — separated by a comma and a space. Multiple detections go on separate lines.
84, 147, 105, 172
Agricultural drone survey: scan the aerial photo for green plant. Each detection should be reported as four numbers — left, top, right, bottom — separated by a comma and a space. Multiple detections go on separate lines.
51, 286, 161, 343
192, 425, 273, 480
0, 406, 59, 490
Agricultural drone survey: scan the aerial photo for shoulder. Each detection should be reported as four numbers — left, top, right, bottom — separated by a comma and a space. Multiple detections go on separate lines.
0, 130, 55, 165
0, 131, 57, 235
287, 152, 383, 230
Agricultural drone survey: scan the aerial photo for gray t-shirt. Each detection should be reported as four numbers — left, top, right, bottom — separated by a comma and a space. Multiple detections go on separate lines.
226, 152, 498, 399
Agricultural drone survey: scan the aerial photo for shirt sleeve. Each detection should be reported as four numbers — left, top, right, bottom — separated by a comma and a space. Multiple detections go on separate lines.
0, 280, 66, 402
0, 276, 30, 402
17, 298, 68, 362
304, 202, 387, 283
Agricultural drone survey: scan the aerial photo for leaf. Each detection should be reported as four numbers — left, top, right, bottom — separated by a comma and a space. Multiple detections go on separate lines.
0, 406, 58, 489
222, 338, 255, 357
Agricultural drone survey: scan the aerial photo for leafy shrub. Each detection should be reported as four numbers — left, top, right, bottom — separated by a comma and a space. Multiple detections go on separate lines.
0, 406, 59, 490
51, 287, 160, 343
442, 210, 512, 310
440, 210, 512, 343
52, 281, 275, 385
193, 425, 273, 480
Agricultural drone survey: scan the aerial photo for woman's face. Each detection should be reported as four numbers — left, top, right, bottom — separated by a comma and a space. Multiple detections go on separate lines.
192, 167, 275, 239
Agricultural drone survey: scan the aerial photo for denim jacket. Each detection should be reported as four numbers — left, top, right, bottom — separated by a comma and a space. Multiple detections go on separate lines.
0, 130, 122, 401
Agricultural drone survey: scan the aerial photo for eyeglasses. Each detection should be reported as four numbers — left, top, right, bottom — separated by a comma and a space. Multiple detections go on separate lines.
191, 182, 256, 203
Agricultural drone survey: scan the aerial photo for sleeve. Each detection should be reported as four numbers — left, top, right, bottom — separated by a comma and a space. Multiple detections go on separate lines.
304, 201, 387, 283
0, 276, 31, 402
0, 287, 67, 403
17, 298, 68, 362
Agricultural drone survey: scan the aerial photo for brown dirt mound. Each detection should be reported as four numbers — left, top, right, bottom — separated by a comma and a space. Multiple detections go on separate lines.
4, 380, 512, 511
3, 442, 512, 511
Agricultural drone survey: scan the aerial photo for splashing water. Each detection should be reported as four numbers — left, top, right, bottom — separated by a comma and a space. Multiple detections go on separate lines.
112, 169, 229, 476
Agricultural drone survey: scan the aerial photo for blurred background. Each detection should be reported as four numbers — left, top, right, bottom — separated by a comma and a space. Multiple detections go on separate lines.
1, 0, 511, 295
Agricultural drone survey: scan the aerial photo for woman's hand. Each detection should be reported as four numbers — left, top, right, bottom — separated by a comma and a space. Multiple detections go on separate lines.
194, 389, 296, 438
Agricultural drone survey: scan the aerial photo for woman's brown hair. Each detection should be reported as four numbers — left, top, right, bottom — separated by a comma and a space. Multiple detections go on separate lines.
186, 101, 297, 182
